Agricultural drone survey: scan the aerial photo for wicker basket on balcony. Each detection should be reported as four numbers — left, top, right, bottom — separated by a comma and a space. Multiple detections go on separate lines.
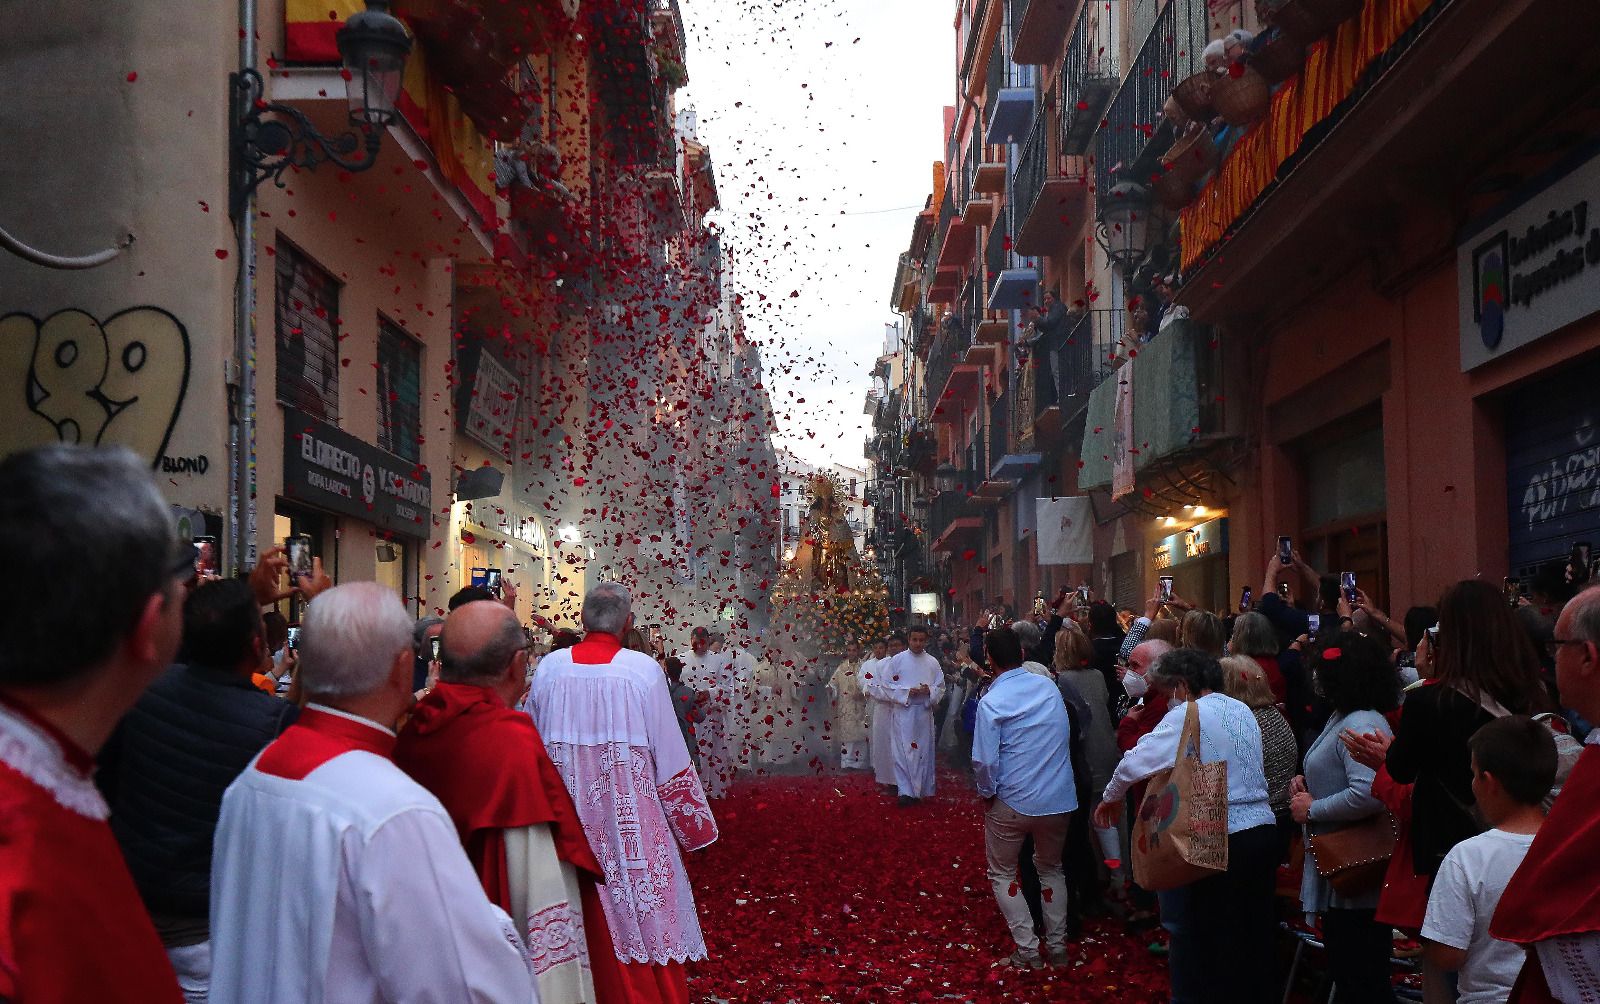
1152, 166, 1198, 211
1160, 127, 1219, 186
1250, 30, 1307, 84
1212, 66, 1271, 127
1172, 71, 1217, 122
1163, 93, 1191, 132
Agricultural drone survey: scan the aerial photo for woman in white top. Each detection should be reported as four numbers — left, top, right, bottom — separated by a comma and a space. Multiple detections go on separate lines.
1092, 648, 1278, 1004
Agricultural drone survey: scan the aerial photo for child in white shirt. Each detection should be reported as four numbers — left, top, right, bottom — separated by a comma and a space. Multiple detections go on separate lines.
1421, 716, 1558, 1004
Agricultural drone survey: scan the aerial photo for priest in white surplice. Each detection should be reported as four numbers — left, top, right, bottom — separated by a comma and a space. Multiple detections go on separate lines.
677, 627, 741, 797
828, 641, 870, 769
209, 583, 531, 1004
864, 626, 945, 805
531, 583, 718, 1004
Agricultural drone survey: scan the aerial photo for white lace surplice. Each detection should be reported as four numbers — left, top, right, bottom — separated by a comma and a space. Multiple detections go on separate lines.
530, 645, 718, 965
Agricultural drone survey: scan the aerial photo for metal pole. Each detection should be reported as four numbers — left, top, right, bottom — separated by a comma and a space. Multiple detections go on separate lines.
230, 0, 259, 577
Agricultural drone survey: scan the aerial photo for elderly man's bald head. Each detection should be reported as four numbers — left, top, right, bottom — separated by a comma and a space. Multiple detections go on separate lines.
440, 601, 525, 687
1129, 639, 1173, 677
1556, 586, 1600, 720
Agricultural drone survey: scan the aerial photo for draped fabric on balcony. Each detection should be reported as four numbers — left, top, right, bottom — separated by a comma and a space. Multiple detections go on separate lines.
285, 0, 498, 223
1178, 0, 1434, 271
1077, 321, 1202, 492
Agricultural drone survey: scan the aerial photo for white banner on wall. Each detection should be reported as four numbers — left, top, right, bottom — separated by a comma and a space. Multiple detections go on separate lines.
1035, 496, 1094, 565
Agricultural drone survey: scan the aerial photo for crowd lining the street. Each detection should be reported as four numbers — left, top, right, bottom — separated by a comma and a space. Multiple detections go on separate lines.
3, 442, 1600, 1004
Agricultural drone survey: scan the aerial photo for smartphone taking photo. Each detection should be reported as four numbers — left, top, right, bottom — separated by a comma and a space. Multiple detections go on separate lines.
1158, 575, 1174, 603
286, 626, 301, 652
1340, 572, 1357, 606
485, 569, 503, 597
1503, 577, 1521, 608
1239, 587, 1253, 612
1277, 535, 1293, 566
193, 536, 217, 577
286, 535, 314, 582
429, 636, 442, 663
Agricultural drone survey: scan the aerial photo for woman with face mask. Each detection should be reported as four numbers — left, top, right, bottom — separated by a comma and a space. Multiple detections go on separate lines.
1094, 648, 1278, 1003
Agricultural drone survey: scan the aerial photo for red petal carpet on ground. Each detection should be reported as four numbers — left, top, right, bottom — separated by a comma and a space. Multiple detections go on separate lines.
684, 770, 1170, 1002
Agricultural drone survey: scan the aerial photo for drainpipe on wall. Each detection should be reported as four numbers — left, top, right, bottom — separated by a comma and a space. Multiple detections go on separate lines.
229, 0, 259, 576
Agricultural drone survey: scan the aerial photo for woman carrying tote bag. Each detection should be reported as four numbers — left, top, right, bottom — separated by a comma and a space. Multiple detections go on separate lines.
1291, 632, 1401, 1003
1094, 649, 1278, 1003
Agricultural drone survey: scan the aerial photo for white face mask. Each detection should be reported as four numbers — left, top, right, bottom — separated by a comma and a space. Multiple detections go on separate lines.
1121, 668, 1148, 700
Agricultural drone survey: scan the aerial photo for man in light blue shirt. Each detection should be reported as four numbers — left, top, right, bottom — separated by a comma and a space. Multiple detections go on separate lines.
973, 625, 1077, 970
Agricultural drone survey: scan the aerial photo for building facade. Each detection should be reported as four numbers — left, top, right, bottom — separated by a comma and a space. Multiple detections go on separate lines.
878, 0, 1597, 626
1, 0, 777, 638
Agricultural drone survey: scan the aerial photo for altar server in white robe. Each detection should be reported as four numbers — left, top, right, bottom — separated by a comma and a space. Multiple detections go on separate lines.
209, 583, 531, 1004
866, 626, 945, 804
863, 636, 900, 787
678, 627, 740, 797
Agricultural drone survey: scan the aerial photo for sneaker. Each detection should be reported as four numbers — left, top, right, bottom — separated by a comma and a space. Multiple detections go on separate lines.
1044, 944, 1071, 967
997, 950, 1045, 971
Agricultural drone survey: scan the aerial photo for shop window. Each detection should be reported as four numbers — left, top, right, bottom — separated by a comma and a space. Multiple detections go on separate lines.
1299, 419, 1389, 613
275, 239, 341, 422
377, 318, 422, 463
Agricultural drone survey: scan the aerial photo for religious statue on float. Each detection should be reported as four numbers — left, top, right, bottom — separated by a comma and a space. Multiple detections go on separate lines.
769, 472, 890, 659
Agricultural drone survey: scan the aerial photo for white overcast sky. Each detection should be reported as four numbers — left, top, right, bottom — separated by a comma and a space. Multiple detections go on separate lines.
678, 0, 952, 471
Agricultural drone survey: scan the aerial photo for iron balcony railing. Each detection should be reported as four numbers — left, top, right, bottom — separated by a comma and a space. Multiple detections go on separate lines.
1093, 0, 1209, 196
1060, 0, 1122, 154
960, 0, 994, 84
1038, 308, 1128, 418
925, 311, 974, 415
988, 393, 1011, 474
1013, 114, 1049, 232
931, 477, 982, 541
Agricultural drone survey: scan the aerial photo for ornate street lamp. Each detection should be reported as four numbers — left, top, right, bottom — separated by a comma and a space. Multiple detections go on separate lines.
1094, 180, 1154, 278
229, 0, 413, 217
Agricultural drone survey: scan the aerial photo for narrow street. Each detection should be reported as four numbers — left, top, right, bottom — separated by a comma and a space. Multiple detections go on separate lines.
685, 771, 1170, 1003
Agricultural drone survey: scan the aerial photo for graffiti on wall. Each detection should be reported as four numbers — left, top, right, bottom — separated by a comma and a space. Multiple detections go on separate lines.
0, 307, 191, 467
1520, 416, 1600, 534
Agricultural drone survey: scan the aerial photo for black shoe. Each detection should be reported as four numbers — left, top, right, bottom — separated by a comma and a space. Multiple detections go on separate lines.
897, 795, 918, 807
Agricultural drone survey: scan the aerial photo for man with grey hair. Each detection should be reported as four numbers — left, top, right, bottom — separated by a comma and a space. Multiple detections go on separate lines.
530, 582, 718, 999
677, 622, 741, 797
0, 445, 189, 1002
209, 583, 531, 1003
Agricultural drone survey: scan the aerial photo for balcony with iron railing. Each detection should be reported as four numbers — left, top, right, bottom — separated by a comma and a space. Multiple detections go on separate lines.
960, 0, 996, 88
986, 225, 1041, 312
925, 309, 981, 422
1035, 307, 1128, 424
1094, 0, 1209, 197
930, 470, 985, 553
1013, 113, 1089, 256
984, 24, 1038, 146
1059, 0, 1121, 155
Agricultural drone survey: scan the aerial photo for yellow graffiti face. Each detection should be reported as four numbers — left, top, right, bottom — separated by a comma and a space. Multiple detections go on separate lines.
0, 308, 190, 465
29, 310, 109, 445
98, 309, 191, 461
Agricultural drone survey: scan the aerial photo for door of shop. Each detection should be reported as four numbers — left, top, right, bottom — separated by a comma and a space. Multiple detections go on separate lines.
1505, 353, 1600, 580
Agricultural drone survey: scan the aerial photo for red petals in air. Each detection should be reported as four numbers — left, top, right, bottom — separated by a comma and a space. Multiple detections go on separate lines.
214, 249, 229, 260
126, 71, 138, 82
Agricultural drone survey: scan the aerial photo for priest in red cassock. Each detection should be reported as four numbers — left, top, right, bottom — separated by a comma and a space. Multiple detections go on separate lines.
1493, 586, 1600, 1002
0, 446, 185, 1003
396, 600, 631, 1003
530, 583, 719, 1004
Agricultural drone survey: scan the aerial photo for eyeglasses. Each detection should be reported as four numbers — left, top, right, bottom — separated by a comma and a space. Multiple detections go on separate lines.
1546, 638, 1589, 657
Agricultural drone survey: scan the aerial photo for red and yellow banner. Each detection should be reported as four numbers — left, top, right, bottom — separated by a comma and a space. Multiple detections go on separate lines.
1179, 0, 1434, 271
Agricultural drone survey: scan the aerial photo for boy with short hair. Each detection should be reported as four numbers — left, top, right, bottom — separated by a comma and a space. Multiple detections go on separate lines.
1421, 716, 1558, 1003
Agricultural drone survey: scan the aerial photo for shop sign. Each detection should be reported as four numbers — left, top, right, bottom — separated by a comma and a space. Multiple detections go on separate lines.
282, 409, 433, 538
1460, 146, 1600, 371
465, 502, 548, 553
1152, 517, 1228, 571
910, 592, 940, 615
457, 346, 520, 455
